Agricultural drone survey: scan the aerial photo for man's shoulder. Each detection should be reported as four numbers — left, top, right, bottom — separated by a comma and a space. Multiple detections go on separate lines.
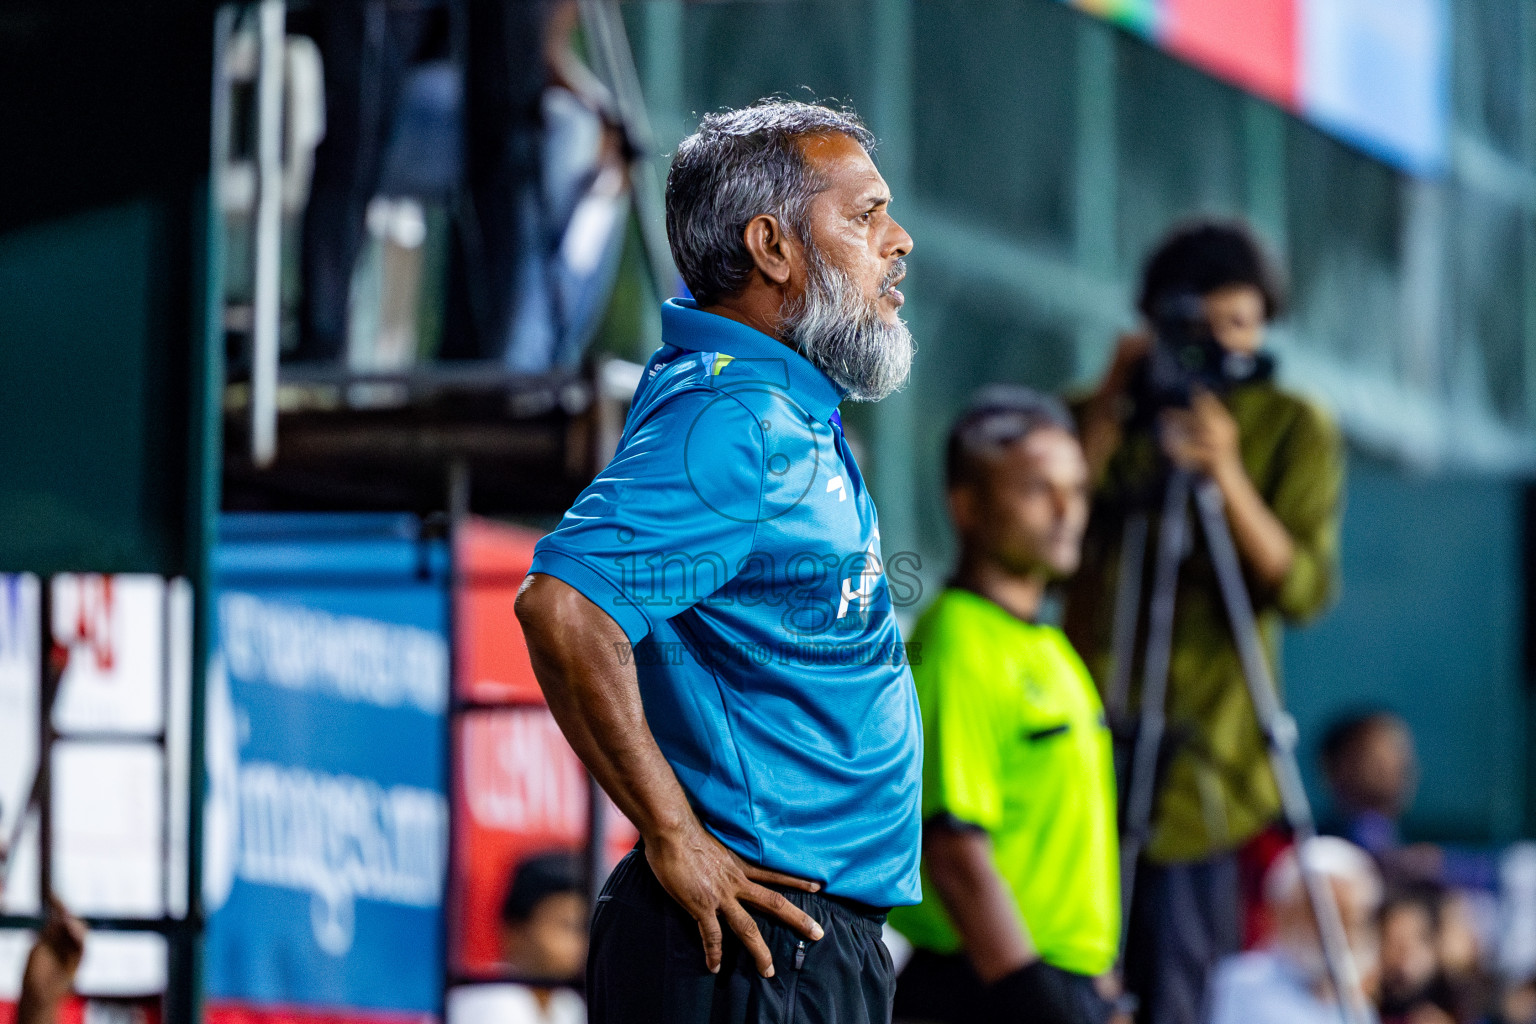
1030, 623, 1094, 679
911, 591, 1019, 672
622, 353, 770, 457
632, 346, 738, 411
1243, 381, 1338, 439
631, 346, 811, 433
912, 589, 988, 638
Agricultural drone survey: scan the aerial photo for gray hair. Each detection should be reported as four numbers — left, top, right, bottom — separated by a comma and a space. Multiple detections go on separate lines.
665, 99, 876, 306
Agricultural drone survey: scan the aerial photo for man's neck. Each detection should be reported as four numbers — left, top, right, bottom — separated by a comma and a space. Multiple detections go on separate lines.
952, 554, 1048, 623
700, 296, 793, 348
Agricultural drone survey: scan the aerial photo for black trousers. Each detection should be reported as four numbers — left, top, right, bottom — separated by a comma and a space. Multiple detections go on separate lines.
297, 0, 545, 363
893, 948, 1112, 1024
297, 0, 443, 362
589, 847, 896, 1024
1122, 853, 1241, 1024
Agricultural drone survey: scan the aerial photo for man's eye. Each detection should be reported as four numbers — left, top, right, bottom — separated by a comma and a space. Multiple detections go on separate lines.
859, 211, 873, 223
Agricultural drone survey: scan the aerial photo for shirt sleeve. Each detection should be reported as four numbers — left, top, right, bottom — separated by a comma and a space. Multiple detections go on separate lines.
530, 388, 766, 643
1266, 399, 1344, 622
917, 621, 1014, 833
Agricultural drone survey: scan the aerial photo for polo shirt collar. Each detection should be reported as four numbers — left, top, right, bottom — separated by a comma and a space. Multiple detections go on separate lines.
660, 297, 844, 423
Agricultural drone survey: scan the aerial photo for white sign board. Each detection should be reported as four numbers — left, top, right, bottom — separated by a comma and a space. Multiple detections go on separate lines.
52, 742, 165, 919
51, 575, 166, 737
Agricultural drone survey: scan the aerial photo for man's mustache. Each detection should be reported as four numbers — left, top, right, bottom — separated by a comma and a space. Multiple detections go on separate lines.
879, 259, 908, 296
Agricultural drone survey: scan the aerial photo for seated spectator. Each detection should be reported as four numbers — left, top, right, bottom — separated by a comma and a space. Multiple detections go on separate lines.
448, 852, 587, 1024
1377, 886, 1455, 1024
498, 851, 588, 984
1492, 976, 1536, 1024
1321, 713, 1420, 864
1321, 713, 1494, 892
1434, 890, 1496, 1024
1207, 837, 1382, 1024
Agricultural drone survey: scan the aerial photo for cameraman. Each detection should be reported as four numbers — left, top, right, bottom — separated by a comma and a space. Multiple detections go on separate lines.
1064, 220, 1344, 1024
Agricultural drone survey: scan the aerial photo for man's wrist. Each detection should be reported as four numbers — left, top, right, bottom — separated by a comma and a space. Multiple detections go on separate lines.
639, 809, 701, 849
1210, 453, 1249, 494
975, 950, 1039, 986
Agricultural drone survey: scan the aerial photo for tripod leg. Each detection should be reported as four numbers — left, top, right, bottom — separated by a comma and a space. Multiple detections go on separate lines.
1105, 511, 1149, 719
1191, 478, 1371, 1024
1117, 470, 1192, 959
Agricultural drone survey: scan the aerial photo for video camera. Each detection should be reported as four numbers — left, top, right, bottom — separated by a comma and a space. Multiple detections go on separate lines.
1127, 290, 1274, 429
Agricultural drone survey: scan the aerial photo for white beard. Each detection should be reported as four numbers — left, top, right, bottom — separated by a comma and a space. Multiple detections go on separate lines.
783, 251, 914, 402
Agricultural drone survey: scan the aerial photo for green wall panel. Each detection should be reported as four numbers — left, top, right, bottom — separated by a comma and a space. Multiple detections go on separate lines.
0, 202, 185, 571
1286, 455, 1527, 843
0, 2, 217, 576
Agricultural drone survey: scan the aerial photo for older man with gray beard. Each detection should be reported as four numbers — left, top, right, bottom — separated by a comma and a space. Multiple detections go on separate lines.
515, 100, 920, 1024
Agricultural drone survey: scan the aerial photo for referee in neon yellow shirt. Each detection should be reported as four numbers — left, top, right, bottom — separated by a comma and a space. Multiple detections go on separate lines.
891, 387, 1121, 1024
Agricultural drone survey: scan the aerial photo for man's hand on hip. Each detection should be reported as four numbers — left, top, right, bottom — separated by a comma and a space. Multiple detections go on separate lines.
646, 821, 825, 978
516, 575, 824, 977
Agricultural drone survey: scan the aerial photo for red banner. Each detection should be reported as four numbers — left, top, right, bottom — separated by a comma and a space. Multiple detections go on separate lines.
1163, 0, 1297, 107
206, 1000, 432, 1024
454, 519, 543, 706
451, 707, 637, 975
0, 997, 159, 1024
450, 518, 638, 977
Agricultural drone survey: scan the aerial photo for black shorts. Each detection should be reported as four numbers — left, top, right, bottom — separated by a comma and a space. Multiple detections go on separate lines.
588, 846, 896, 1024
893, 948, 1113, 1024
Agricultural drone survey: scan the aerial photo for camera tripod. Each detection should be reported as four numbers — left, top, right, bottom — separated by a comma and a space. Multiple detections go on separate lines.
1106, 466, 1371, 1024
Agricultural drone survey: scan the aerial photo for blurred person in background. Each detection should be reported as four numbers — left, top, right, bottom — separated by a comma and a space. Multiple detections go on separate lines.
1206, 837, 1381, 1024
1320, 713, 1495, 896
1492, 977, 1536, 1024
1322, 717, 1500, 1024
889, 387, 1121, 1024
1375, 887, 1456, 1024
1065, 220, 1345, 1024
446, 0, 633, 369
448, 852, 588, 1024
517, 99, 919, 1024
299, 0, 628, 369
296, 0, 452, 362
17, 899, 85, 1024
1321, 713, 1423, 871
1434, 891, 1496, 1024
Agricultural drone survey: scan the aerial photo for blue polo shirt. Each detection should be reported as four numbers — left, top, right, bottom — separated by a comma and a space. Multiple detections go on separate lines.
530, 298, 922, 908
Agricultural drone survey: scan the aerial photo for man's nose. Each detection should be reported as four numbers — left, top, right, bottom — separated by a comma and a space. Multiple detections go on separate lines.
1051, 490, 1078, 521
885, 216, 913, 259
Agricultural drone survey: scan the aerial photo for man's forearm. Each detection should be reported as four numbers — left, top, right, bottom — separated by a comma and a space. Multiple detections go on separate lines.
515, 574, 825, 978
925, 825, 1034, 983
1079, 398, 1122, 486
1212, 459, 1294, 590
516, 574, 696, 842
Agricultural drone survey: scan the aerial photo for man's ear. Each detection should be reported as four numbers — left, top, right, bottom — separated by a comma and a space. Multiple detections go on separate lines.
947, 485, 976, 534
742, 213, 795, 286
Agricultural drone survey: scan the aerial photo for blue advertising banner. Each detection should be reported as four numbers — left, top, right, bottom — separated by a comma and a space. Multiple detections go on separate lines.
204, 515, 450, 1015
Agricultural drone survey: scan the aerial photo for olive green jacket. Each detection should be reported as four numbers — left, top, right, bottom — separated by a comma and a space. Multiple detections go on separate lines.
1064, 381, 1344, 863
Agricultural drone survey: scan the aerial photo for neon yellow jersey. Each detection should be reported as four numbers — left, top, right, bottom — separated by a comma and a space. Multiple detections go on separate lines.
888, 588, 1120, 976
